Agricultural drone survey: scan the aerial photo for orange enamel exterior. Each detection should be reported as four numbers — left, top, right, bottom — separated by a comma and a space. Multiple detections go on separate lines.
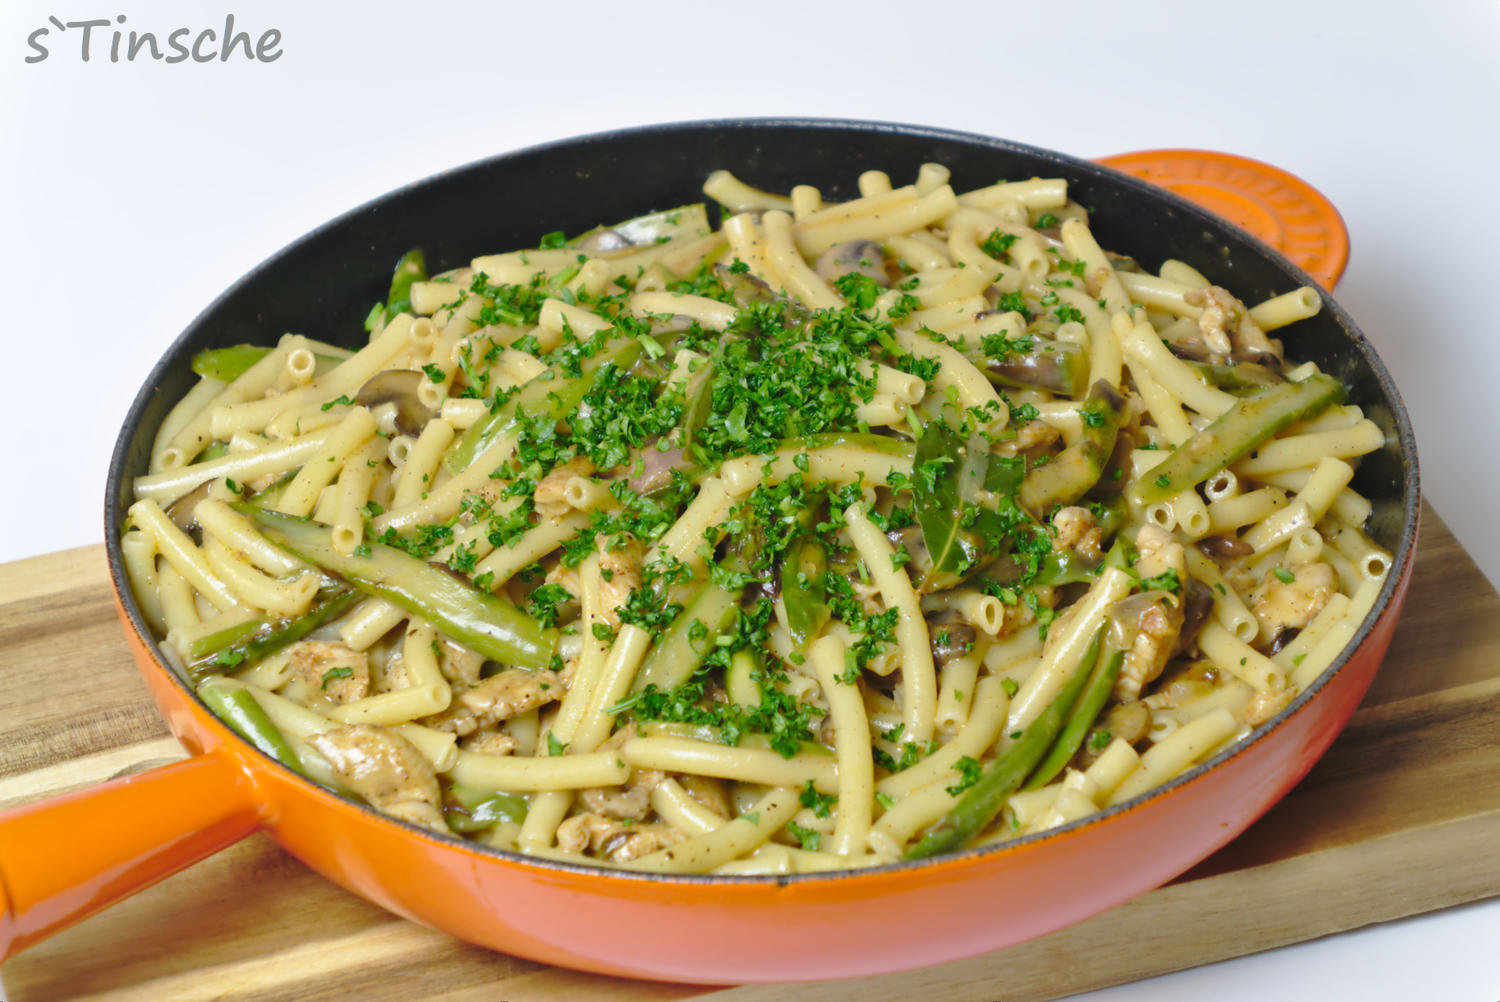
0, 139, 1404, 982
1096, 149, 1350, 290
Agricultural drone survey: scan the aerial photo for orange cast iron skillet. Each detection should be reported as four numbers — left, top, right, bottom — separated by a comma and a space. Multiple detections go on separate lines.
0, 120, 1415, 983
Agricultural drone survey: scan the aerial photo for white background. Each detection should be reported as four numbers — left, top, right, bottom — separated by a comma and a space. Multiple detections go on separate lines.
3, 0, 1499, 998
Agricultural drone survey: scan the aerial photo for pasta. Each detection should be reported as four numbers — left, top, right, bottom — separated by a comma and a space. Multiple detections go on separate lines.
122, 164, 1389, 872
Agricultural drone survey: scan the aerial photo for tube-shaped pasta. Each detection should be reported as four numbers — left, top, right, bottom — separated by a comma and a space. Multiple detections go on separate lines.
120, 530, 167, 635
203, 536, 319, 617
195, 498, 303, 577
625, 735, 838, 793
128, 498, 239, 612
275, 407, 379, 519
762, 210, 840, 309
1185, 547, 1258, 643
880, 676, 1010, 800
1109, 708, 1238, 805
807, 635, 874, 855
1199, 621, 1286, 693
210, 317, 413, 440
1249, 287, 1322, 330
844, 504, 937, 744
332, 436, 389, 554
629, 788, 799, 874
794, 185, 958, 257
1007, 568, 1133, 731
390, 419, 456, 509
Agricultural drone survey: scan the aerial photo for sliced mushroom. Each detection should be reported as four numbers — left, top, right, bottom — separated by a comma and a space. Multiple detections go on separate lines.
925, 611, 978, 665
1268, 627, 1301, 655
577, 228, 633, 254
164, 479, 217, 538
355, 370, 435, 437
1195, 535, 1254, 561
1171, 577, 1216, 659
626, 444, 688, 497
648, 313, 699, 338
886, 526, 941, 592
815, 239, 889, 287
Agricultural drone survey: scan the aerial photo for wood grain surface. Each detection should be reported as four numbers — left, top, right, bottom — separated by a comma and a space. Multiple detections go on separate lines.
2, 502, 1498, 1001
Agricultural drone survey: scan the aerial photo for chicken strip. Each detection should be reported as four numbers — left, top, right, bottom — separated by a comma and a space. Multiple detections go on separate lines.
308, 724, 447, 834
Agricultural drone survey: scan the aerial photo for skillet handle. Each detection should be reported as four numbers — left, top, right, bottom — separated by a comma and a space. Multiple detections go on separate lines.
1095, 149, 1349, 290
0, 748, 260, 961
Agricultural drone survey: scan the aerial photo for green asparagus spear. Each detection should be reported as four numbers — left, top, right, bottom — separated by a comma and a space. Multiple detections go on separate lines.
629, 576, 742, 694
191, 345, 272, 383
242, 507, 557, 669
1127, 373, 1344, 508
568, 203, 712, 249
197, 680, 302, 773
191, 345, 346, 388
1024, 644, 1125, 790
443, 782, 528, 833
905, 627, 1104, 859
970, 339, 1090, 397
977, 545, 1102, 591
1182, 360, 1284, 395
386, 248, 427, 316
781, 535, 830, 647
1018, 380, 1125, 517
188, 587, 361, 678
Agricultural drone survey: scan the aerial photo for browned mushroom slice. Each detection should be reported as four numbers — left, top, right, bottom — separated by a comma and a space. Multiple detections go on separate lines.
1109, 591, 1186, 703
164, 479, 217, 537
815, 239, 890, 287
924, 611, 978, 665
355, 370, 436, 437
1195, 535, 1254, 561
577, 228, 633, 254
626, 443, 688, 497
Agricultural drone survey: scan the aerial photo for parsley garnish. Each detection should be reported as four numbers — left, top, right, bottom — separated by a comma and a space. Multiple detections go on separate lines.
1138, 569, 1182, 594
785, 820, 822, 851
945, 755, 983, 796
981, 229, 1018, 258
799, 780, 836, 818
321, 666, 353, 689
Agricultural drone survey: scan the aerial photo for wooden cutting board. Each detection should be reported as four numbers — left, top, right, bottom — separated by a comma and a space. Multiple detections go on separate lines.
3, 501, 1499, 1001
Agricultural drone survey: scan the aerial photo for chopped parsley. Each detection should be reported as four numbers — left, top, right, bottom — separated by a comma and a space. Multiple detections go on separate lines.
785, 820, 822, 852
945, 755, 983, 796
980, 229, 1018, 258
321, 667, 353, 689
799, 780, 836, 818
1138, 569, 1182, 594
